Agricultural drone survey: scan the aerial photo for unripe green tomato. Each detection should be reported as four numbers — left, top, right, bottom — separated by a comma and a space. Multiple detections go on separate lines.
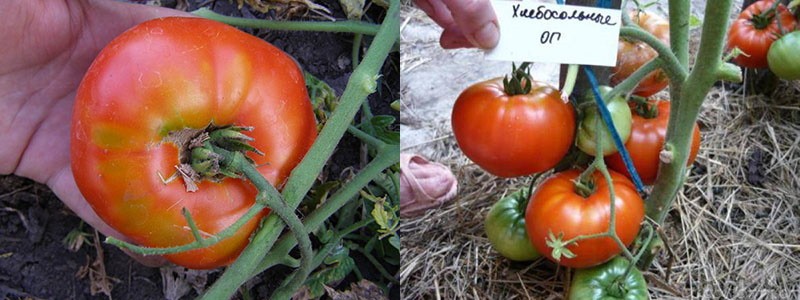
768, 31, 800, 80
485, 189, 540, 261
577, 86, 632, 156
569, 256, 649, 300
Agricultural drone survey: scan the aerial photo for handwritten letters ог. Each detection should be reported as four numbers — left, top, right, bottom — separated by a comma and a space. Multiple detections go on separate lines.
485, 1, 621, 66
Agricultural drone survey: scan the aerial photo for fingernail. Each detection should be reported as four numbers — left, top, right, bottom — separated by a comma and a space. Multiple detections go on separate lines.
472, 22, 499, 49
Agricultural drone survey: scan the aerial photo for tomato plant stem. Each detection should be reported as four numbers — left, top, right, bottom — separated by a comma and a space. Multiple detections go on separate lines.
640, 0, 736, 269
606, 58, 661, 100
192, 7, 381, 35
619, 26, 688, 86
253, 147, 398, 275
669, 0, 690, 68
201, 0, 400, 296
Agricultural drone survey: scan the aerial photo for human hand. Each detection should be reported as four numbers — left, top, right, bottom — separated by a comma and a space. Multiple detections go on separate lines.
414, 0, 499, 49
0, 0, 192, 267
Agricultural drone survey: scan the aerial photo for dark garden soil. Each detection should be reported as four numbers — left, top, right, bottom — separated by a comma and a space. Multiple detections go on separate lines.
0, 0, 398, 299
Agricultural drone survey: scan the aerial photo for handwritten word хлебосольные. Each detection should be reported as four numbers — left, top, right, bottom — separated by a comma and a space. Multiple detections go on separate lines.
511, 4, 617, 26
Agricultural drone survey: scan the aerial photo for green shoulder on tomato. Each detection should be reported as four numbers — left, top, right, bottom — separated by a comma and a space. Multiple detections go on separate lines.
485, 188, 540, 261
576, 86, 633, 157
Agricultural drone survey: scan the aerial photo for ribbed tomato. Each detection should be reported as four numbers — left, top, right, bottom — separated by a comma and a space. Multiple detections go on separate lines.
727, 0, 797, 68
525, 169, 644, 268
71, 17, 317, 269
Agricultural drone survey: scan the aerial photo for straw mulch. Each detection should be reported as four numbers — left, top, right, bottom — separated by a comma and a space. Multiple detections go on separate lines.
400, 77, 800, 298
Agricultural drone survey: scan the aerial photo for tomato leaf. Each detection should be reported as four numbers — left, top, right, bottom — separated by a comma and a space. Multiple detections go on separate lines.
304, 245, 355, 298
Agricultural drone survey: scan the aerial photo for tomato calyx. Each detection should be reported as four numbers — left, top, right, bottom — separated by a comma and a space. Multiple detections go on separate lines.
629, 96, 659, 119
167, 125, 264, 191
749, 1, 782, 30
502, 62, 534, 95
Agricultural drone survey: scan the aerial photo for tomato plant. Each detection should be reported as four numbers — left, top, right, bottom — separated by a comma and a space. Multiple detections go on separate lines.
768, 31, 800, 80
576, 86, 633, 157
606, 100, 700, 185
71, 17, 318, 269
611, 11, 670, 97
525, 169, 644, 269
569, 256, 648, 300
485, 188, 541, 261
452, 64, 575, 177
727, 0, 797, 69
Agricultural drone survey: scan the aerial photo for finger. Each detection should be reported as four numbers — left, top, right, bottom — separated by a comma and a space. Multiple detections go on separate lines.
441, 0, 499, 49
414, 0, 457, 30
440, 28, 474, 49
48, 167, 167, 267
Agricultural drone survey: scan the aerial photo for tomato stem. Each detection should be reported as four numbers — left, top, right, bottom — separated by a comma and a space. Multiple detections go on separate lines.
606, 58, 662, 101
192, 7, 381, 35
201, 0, 401, 297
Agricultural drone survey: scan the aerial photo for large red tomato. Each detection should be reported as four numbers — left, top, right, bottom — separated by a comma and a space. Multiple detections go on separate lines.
71, 17, 317, 269
727, 0, 797, 68
606, 100, 700, 185
451, 78, 575, 177
525, 169, 644, 268
611, 11, 670, 97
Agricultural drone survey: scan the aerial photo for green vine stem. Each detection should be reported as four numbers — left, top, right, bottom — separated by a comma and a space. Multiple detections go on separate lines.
606, 58, 662, 101
619, 26, 688, 86
191, 8, 380, 35
252, 146, 399, 276
669, 0, 690, 68
547, 121, 635, 264
639, 0, 736, 268
199, 0, 400, 297
216, 146, 315, 298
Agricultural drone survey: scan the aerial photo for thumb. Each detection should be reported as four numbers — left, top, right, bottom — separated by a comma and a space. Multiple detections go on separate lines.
440, 0, 499, 49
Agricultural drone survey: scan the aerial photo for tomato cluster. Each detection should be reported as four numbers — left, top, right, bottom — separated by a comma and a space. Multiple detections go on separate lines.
727, 0, 800, 79
450, 8, 711, 297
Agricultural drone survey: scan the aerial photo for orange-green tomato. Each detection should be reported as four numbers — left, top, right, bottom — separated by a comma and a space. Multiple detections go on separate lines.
70, 17, 317, 269
611, 11, 670, 97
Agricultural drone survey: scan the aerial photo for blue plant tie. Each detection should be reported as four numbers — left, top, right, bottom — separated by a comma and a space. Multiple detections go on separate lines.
583, 66, 646, 193
554, 0, 645, 193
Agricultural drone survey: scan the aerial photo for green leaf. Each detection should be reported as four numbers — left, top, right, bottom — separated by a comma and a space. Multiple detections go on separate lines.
305, 255, 356, 298
388, 235, 400, 250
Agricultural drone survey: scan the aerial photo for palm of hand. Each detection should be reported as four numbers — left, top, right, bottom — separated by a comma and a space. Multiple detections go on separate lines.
0, 0, 190, 265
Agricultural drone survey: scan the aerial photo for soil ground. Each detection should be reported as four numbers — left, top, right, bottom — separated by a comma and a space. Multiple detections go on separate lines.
0, 0, 398, 299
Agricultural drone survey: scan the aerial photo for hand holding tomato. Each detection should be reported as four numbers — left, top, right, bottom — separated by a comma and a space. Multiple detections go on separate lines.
0, 0, 191, 267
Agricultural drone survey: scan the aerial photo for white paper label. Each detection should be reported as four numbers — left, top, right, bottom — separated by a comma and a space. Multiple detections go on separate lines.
485, 1, 621, 66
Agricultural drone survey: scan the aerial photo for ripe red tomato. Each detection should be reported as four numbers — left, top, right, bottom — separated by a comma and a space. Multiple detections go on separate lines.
611, 11, 670, 97
606, 100, 700, 185
71, 17, 317, 269
525, 169, 644, 268
727, 0, 797, 68
451, 79, 575, 177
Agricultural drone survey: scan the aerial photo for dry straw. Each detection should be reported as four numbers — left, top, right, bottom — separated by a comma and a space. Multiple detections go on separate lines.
400, 79, 800, 299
